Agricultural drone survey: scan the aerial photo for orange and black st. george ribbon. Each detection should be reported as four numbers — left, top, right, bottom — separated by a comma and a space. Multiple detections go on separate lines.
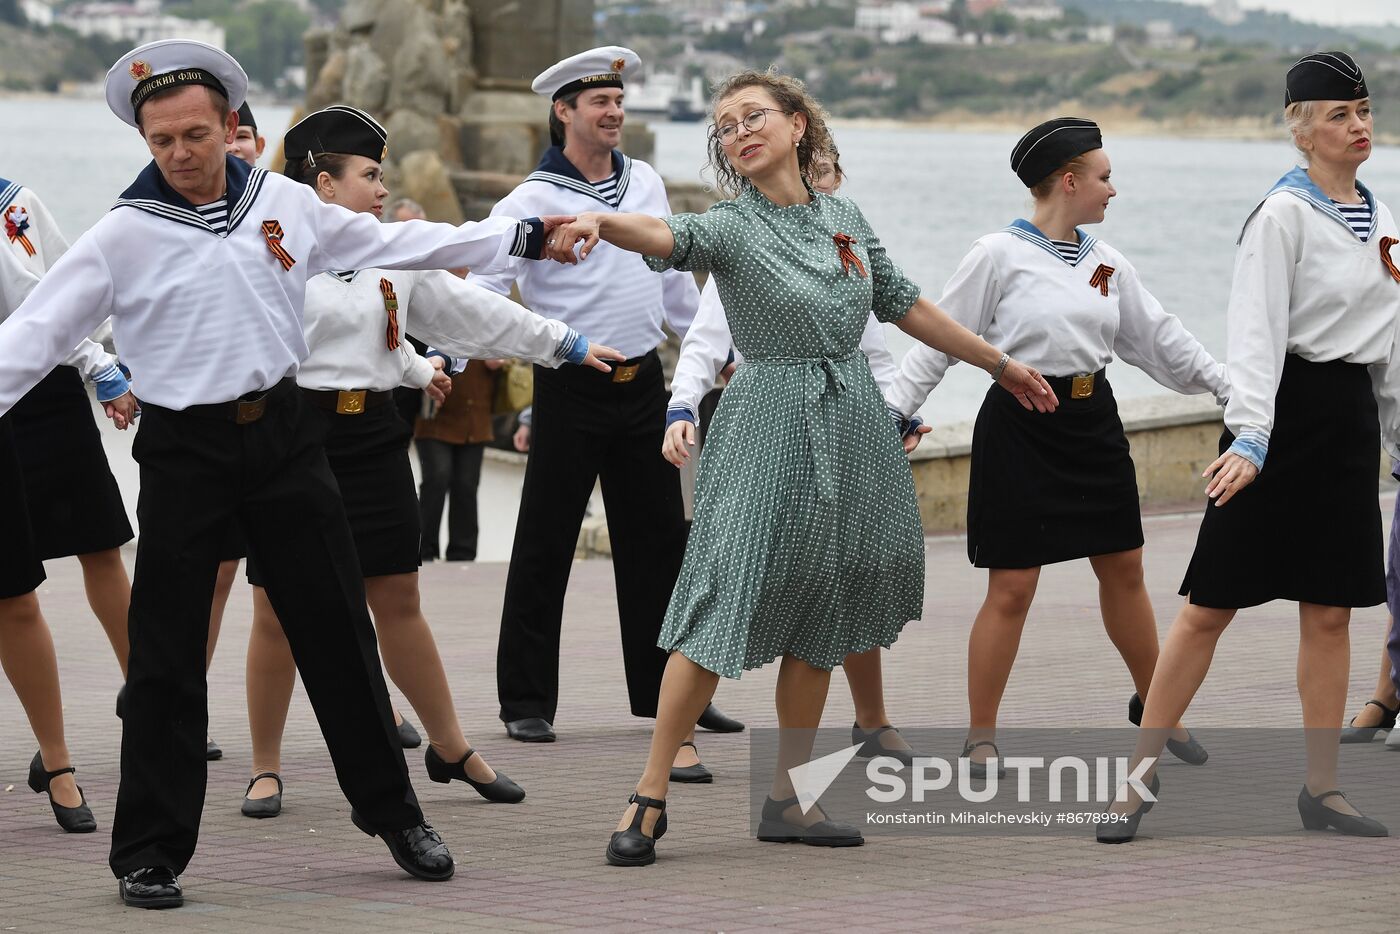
833, 233, 867, 278
1089, 263, 1115, 296
379, 278, 400, 351
260, 220, 296, 271
1381, 237, 1400, 283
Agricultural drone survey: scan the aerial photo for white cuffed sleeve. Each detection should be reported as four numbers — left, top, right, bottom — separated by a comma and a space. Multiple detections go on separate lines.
405, 270, 571, 368
671, 277, 733, 417
1112, 256, 1228, 402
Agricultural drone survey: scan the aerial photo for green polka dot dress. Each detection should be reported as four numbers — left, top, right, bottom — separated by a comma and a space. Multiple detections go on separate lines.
645, 185, 926, 678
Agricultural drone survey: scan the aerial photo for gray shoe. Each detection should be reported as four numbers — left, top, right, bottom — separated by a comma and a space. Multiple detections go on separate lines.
1339, 699, 1398, 743
241, 772, 283, 819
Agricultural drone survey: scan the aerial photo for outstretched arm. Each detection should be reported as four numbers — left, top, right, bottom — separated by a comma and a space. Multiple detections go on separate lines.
546, 211, 675, 263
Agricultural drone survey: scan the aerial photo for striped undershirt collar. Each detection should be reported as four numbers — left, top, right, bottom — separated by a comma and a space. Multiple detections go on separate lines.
1003, 218, 1097, 266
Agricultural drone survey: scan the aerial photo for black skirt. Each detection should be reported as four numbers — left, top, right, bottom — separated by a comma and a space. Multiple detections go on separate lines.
967, 369, 1143, 569
11, 366, 133, 559
247, 399, 420, 585
1180, 355, 1384, 609
0, 416, 46, 599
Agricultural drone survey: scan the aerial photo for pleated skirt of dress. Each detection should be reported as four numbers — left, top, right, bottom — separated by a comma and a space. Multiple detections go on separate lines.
11, 366, 133, 559
967, 370, 1143, 569
1180, 354, 1385, 609
659, 354, 926, 679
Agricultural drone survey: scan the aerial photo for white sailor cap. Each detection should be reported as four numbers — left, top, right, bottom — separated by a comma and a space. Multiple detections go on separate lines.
531, 46, 641, 101
105, 39, 248, 128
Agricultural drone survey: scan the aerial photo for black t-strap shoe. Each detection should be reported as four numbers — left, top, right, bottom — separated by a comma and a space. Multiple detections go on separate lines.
606, 792, 668, 866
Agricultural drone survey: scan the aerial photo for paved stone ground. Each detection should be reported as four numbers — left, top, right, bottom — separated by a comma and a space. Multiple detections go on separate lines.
2, 503, 1397, 933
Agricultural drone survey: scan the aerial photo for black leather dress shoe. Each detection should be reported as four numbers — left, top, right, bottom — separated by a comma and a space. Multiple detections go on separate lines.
756, 796, 863, 847
350, 811, 455, 880
397, 718, 423, 749
119, 867, 183, 909
1127, 693, 1209, 765
505, 717, 556, 743
696, 703, 745, 733
28, 750, 97, 833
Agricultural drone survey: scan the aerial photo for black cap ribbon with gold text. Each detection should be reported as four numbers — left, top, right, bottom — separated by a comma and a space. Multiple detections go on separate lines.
1089, 263, 1115, 296
261, 220, 295, 271
380, 278, 401, 351
833, 233, 867, 278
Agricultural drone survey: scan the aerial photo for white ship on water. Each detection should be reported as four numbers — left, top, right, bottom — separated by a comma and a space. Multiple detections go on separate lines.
624, 71, 706, 122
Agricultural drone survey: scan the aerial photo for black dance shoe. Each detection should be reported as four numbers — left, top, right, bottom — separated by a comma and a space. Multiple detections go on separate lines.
669, 741, 713, 784
1339, 699, 1399, 744
852, 723, 918, 767
1298, 787, 1389, 837
397, 717, 423, 749
696, 703, 745, 733
1128, 693, 1209, 765
350, 810, 456, 881
240, 772, 283, 819
27, 750, 97, 833
206, 738, 223, 761
1095, 772, 1161, 844
606, 792, 668, 866
119, 867, 183, 909
115, 684, 126, 720
425, 746, 525, 802
961, 740, 1007, 779
756, 796, 863, 847
505, 717, 556, 743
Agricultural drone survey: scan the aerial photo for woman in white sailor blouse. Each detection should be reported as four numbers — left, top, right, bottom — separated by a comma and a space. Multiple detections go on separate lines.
888, 117, 1227, 781
238, 105, 624, 817
669, 146, 931, 768
1099, 52, 1398, 843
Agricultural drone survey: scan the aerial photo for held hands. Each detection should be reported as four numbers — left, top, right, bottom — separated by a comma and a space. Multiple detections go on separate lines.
545, 213, 604, 265
581, 342, 626, 374
513, 424, 530, 453
662, 420, 696, 467
903, 423, 932, 454
996, 359, 1059, 413
103, 390, 139, 430
1202, 451, 1258, 507
426, 369, 453, 405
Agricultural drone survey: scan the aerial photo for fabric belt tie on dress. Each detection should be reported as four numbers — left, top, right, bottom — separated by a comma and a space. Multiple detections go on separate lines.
747, 352, 853, 504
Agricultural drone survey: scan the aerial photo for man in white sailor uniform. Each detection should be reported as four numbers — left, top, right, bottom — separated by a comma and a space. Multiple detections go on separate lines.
470, 46, 743, 751
0, 39, 564, 909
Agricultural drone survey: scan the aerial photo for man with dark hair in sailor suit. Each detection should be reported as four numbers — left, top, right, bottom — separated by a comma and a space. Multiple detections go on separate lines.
0, 39, 567, 909
470, 46, 743, 769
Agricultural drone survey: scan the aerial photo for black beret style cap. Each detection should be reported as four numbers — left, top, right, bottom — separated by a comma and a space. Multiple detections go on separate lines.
282, 104, 388, 172
237, 101, 256, 133
1285, 51, 1367, 106
1010, 117, 1103, 188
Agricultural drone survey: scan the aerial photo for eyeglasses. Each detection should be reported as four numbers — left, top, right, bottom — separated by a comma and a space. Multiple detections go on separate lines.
711, 108, 790, 146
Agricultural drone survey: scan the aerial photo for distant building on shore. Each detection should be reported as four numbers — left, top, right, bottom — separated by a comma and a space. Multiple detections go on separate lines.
57, 0, 225, 50
855, 2, 960, 44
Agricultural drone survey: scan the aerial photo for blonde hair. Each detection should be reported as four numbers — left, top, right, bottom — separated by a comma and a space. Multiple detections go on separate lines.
1284, 100, 1317, 162
1029, 155, 1092, 201
706, 68, 835, 198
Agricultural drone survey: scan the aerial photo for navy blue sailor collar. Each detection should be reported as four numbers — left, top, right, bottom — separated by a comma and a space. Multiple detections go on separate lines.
524, 146, 632, 208
0, 176, 22, 213
1243, 165, 1378, 243
113, 153, 267, 236
1003, 217, 1098, 266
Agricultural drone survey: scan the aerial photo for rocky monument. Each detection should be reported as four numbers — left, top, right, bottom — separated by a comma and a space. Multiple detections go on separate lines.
299, 0, 710, 223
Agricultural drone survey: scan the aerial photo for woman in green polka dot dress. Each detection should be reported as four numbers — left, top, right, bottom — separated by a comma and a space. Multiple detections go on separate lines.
546, 70, 1058, 866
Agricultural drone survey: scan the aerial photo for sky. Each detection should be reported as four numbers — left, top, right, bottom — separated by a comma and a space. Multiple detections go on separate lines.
1175, 0, 1400, 27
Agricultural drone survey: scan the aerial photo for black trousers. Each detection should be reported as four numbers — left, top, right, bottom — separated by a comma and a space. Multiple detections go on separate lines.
417, 438, 485, 561
497, 351, 687, 723
109, 383, 422, 878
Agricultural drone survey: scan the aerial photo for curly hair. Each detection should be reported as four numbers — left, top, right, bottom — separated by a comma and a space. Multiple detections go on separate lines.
705, 68, 836, 198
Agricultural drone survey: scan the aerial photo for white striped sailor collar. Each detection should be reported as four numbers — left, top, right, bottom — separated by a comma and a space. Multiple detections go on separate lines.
524, 146, 631, 207
1243, 165, 1378, 243
1003, 218, 1097, 266
0, 176, 22, 213
112, 153, 266, 236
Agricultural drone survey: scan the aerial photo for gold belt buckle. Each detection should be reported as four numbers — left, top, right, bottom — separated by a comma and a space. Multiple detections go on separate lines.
234, 396, 267, 424
336, 389, 367, 414
1070, 374, 1095, 400
612, 364, 640, 384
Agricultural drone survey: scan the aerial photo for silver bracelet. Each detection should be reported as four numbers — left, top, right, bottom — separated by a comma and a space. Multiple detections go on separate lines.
990, 352, 1010, 381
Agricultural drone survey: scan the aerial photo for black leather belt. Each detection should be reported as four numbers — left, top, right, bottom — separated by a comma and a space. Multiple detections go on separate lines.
178, 378, 295, 424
